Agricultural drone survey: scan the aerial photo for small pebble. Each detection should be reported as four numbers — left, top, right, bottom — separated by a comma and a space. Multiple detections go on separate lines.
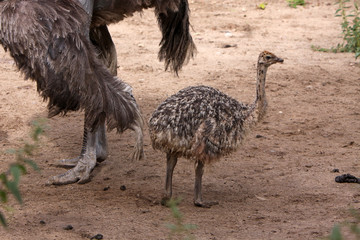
63, 225, 73, 230
39, 220, 46, 225
221, 44, 237, 48
90, 234, 104, 240
120, 185, 126, 191
103, 186, 110, 191
332, 169, 340, 173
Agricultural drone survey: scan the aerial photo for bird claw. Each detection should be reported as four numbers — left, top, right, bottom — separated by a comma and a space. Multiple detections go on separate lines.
194, 200, 219, 208
54, 157, 81, 168
46, 156, 96, 185
46, 169, 81, 185
131, 148, 144, 161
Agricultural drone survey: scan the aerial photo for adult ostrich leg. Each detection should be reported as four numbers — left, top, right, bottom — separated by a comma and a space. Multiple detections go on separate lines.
56, 24, 118, 168
48, 1, 144, 185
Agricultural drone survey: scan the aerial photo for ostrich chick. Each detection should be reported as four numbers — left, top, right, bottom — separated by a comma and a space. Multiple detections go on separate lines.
148, 51, 283, 207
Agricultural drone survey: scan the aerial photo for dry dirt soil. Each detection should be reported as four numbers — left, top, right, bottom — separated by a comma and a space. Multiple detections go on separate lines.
1, 0, 360, 239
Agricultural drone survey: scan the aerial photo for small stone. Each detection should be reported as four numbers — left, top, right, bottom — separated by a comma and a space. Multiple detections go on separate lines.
39, 220, 46, 225
221, 44, 237, 48
331, 169, 340, 173
90, 234, 104, 240
63, 225, 73, 230
103, 186, 110, 191
120, 185, 127, 191
224, 31, 233, 37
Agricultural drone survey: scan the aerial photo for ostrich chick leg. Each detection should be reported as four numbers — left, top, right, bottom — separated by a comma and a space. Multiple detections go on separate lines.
161, 153, 178, 205
57, 122, 108, 167
194, 161, 218, 208
47, 126, 99, 185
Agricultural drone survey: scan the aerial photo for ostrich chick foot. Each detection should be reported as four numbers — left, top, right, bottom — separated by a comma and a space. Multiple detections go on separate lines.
194, 200, 219, 208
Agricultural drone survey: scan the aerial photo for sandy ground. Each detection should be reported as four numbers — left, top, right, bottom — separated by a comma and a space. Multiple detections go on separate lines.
1, 0, 360, 239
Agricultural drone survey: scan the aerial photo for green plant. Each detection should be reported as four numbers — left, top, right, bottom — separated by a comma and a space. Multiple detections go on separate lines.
0, 119, 46, 227
257, 2, 268, 10
165, 198, 197, 240
328, 208, 360, 240
336, 0, 360, 59
286, 0, 306, 8
313, 0, 360, 60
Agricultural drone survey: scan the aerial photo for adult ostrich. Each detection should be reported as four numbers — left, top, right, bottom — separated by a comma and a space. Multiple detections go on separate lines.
52, 0, 197, 182
0, 0, 144, 185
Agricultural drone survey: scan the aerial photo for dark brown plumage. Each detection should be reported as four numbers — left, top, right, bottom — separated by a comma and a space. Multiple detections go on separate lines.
89, 0, 196, 75
0, 0, 144, 184
148, 51, 284, 207
0, 0, 196, 185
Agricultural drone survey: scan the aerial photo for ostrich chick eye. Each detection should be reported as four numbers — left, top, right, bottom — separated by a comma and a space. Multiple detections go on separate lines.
265, 55, 272, 60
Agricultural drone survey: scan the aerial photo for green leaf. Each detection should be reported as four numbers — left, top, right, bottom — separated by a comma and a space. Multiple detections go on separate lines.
10, 165, 21, 185
257, 2, 268, 10
0, 173, 7, 185
0, 212, 6, 227
23, 159, 39, 171
330, 224, 343, 240
184, 224, 197, 230
14, 163, 27, 175
6, 181, 22, 204
0, 190, 7, 203
23, 143, 35, 156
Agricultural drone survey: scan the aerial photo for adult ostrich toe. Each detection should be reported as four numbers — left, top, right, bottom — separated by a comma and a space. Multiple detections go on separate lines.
0, 0, 144, 185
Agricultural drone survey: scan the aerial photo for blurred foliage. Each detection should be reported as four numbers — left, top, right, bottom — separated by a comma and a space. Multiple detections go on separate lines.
312, 0, 360, 60
257, 2, 268, 10
165, 198, 197, 240
0, 119, 46, 227
328, 208, 360, 240
286, 0, 306, 8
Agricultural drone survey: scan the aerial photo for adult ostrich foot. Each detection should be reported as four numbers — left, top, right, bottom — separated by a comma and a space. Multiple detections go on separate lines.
47, 154, 96, 185
56, 123, 108, 168
46, 127, 99, 185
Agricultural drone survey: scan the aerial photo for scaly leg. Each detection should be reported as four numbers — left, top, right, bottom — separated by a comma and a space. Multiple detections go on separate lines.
194, 161, 218, 208
131, 123, 144, 161
56, 24, 116, 168
56, 122, 107, 167
161, 153, 178, 205
46, 126, 98, 185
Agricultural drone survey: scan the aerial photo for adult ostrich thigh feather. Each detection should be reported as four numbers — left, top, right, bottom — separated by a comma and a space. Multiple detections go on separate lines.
0, 0, 140, 132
